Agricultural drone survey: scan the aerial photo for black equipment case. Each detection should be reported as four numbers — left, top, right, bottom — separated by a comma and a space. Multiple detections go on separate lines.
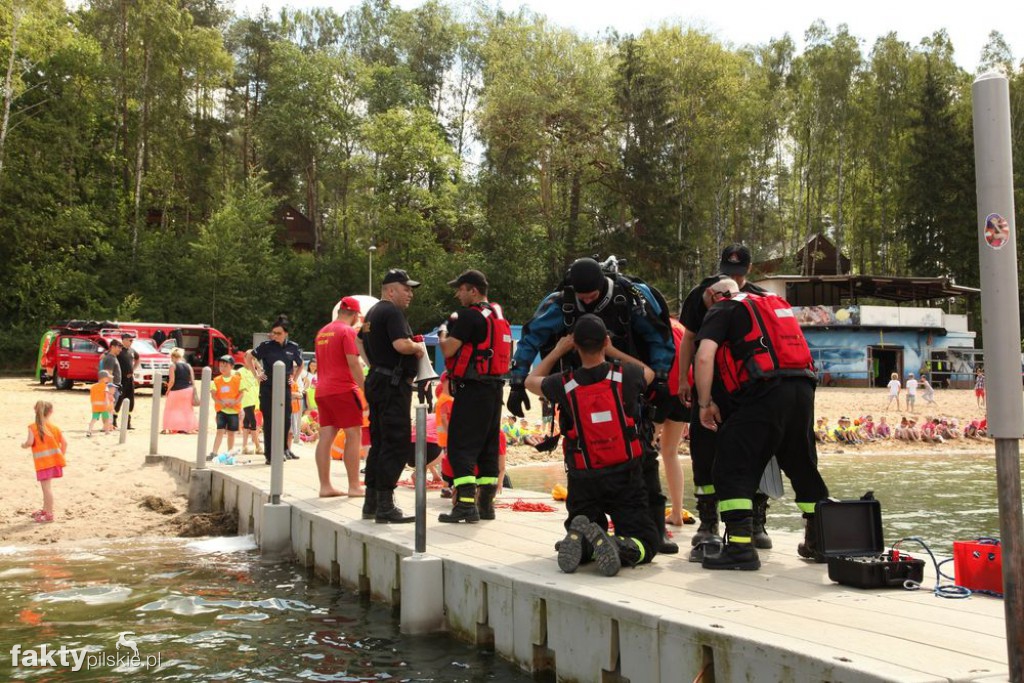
816, 498, 925, 589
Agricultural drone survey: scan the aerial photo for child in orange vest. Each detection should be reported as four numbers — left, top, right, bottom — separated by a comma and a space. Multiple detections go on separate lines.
21, 401, 68, 523
209, 356, 243, 460
87, 370, 115, 436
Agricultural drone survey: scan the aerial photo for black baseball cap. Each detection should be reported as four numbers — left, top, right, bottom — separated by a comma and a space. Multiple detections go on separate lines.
568, 258, 605, 293
382, 268, 421, 288
573, 314, 608, 345
219, 355, 234, 364
719, 244, 752, 276
448, 269, 488, 289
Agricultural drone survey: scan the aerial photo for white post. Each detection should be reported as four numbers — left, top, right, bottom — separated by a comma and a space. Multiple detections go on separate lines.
118, 401, 129, 445
270, 360, 286, 504
149, 371, 162, 456
195, 366, 213, 469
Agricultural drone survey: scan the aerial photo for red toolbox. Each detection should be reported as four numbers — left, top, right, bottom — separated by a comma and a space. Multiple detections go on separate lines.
953, 538, 1003, 595
816, 498, 925, 589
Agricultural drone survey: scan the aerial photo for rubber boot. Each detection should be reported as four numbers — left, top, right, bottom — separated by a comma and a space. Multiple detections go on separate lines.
654, 498, 678, 554
375, 488, 414, 524
579, 515, 621, 576
752, 492, 773, 549
797, 514, 826, 563
615, 536, 644, 568
477, 484, 497, 521
702, 518, 761, 571
439, 484, 480, 524
688, 495, 723, 563
361, 488, 377, 520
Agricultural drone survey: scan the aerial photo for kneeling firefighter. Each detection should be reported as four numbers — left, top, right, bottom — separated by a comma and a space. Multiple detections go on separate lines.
693, 279, 829, 570
525, 314, 660, 577
507, 256, 678, 554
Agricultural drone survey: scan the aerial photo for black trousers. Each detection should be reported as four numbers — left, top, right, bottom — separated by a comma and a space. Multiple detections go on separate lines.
115, 381, 135, 415
566, 463, 659, 565
713, 379, 829, 521
260, 385, 291, 458
447, 379, 503, 484
365, 372, 412, 492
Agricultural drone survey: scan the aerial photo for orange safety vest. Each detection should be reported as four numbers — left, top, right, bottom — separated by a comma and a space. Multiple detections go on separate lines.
330, 431, 346, 460
290, 379, 302, 413
213, 373, 243, 413
435, 393, 453, 448
29, 423, 66, 472
90, 382, 110, 412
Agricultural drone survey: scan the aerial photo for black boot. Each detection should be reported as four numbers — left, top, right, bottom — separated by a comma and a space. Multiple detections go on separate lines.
375, 488, 414, 524
615, 536, 644, 568
572, 515, 621, 577
127, 415, 134, 430
752, 492, 773, 549
688, 494, 723, 563
702, 518, 761, 571
477, 484, 497, 520
797, 514, 826, 563
439, 484, 480, 524
361, 487, 377, 520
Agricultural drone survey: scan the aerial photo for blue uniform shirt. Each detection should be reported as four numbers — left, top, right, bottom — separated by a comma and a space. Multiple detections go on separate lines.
511, 278, 674, 378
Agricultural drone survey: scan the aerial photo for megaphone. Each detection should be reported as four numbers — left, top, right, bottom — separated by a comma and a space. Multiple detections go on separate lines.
413, 344, 438, 382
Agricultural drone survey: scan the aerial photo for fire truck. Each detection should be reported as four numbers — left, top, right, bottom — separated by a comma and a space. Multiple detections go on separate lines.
38, 320, 245, 390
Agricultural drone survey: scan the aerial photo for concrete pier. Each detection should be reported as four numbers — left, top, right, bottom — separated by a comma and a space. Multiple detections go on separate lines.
157, 454, 1010, 682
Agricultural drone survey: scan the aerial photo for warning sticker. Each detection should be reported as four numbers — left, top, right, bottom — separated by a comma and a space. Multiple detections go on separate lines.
984, 213, 1010, 249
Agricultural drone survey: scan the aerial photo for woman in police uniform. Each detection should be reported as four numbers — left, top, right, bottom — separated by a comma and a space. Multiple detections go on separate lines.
247, 315, 304, 464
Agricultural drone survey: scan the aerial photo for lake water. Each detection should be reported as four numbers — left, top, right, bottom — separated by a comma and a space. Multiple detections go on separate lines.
508, 451, 1012, 556
0, 537, 531, 682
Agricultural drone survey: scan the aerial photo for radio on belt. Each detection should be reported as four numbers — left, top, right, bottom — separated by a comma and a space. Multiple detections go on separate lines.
816, 494, 925, 589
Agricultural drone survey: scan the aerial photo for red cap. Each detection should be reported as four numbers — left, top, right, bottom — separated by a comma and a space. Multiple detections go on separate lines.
338, 296, 361, 313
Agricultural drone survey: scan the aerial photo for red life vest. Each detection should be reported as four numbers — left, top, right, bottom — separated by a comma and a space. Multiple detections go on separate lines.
561, 362, 642, 471
715, 292, 816, 393
667, 319, 685, 396
445, 302, 512, 379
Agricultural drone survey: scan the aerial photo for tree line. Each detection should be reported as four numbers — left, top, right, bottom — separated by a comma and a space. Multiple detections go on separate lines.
2, 0, 1021, 368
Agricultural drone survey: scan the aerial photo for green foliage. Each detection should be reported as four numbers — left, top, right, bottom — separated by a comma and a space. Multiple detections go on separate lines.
1, 0, 1016, 370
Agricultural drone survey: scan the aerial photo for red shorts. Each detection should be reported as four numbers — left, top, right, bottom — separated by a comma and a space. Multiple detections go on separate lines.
975, 388, 986, 397
316, 390, 364, 429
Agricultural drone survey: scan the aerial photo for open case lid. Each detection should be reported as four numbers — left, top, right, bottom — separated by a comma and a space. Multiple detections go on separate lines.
815, 498, 884, 557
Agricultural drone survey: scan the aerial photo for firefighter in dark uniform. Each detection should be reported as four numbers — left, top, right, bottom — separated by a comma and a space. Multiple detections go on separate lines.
359, 268, 424, 524
438, 270, 511, 523
693, 278, 829, 570
113, 334, 140, 429
678, 244, 774, 561
507, 257, 677, 553
246, 315, 303, 464
525, 314, 659, 577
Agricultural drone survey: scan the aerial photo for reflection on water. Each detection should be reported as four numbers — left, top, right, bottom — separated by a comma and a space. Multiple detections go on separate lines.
509, 451, 1011, 555
0, 537, 530, 681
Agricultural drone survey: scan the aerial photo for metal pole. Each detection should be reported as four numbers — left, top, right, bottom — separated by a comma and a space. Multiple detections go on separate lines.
149, 371, 163, 456
195, 366, 212, 469
414, 404, 427, 554
972, 72, 1024, 683
270, 361, 285, 504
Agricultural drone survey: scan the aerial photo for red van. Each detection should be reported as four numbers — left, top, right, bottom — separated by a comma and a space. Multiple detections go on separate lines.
40, 322, 169, 389
40, 320, 244, 390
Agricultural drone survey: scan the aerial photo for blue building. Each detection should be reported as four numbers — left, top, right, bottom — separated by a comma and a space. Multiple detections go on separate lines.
752, 274, 979, 388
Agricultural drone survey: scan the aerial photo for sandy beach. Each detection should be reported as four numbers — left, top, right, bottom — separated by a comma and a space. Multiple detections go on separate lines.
1, 377, 997, 546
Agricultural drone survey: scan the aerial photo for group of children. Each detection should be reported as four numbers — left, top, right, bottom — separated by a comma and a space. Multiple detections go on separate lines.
816, 414, 989, 445
501, 414, 550, 448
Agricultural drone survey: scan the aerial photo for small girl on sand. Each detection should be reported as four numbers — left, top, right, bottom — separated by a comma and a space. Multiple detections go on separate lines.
884, 372, 902, 411
20, 401, 67, 523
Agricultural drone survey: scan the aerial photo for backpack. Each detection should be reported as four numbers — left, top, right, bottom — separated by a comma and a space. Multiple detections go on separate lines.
446, 302, 512, 379
561, 362, 642, 471
715, 292, 816, 393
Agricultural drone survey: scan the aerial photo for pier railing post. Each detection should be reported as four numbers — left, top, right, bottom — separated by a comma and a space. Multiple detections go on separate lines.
972, 72, 1024, 682
149, 371, 162, 456
195, 366, 212, 469
414, 404, 427, 554
118, 400, 129, 445
270, 360, 285, 504
261, 360, 291, 562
